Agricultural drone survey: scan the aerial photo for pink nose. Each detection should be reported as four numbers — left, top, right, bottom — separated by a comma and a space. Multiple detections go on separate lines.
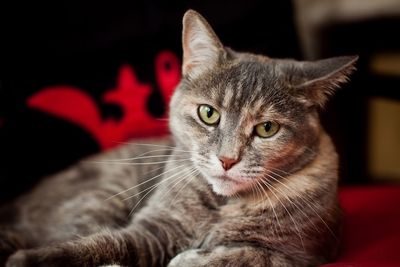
219, 156, 239, 171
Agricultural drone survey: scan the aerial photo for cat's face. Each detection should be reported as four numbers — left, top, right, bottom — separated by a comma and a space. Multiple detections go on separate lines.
171, 61, 319, 196
169, 10, 357, 196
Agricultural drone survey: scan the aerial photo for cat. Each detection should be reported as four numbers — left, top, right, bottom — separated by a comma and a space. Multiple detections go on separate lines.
1, 9, 357, 267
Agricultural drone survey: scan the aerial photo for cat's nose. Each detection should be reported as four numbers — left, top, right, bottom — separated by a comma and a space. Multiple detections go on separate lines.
219, 156, 239, 171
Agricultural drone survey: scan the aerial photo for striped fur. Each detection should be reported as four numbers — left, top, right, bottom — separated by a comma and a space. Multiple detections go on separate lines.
2, 10, 357, 267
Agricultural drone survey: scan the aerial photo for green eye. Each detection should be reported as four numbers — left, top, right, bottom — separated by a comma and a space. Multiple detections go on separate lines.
255, 121, 280, 138
198, 105, 220, 125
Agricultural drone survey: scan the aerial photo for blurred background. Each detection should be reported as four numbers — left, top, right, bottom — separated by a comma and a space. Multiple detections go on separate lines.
0, 0, 399, 202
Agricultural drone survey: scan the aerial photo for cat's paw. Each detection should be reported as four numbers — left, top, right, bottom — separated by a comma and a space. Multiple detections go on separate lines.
0, 232, 24, 266
5, 250, 32, 267
168, 249, 208, 267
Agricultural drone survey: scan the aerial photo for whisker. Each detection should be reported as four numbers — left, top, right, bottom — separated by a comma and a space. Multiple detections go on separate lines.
264, 173, 322, 237
256, 180, 282, 238
91, 158, 191, 166
163, 171, 195, 200
105, 163, 191, 201
122, 166, 194, 201
168, 169, 199, 206
128, 184, 158, 215
158, 167, 197, 202
113, 142, 175, 148
250, 181, 258, 203
98, 147, 184, 163
253, 181, 265, 207
266, 169, 338, 241
143, 165, 166, 176
260, 178, 306, 251
268, 167, 293, 176
100, 154, 178, 162
111, 142, 193, 152
128, 167, 196, 215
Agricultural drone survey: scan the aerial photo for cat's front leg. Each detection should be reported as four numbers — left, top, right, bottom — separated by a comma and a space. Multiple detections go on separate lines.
167, 246, 299, 267
6, 212, 190, 267
7, 247, 125, 267
6, 230, 133, 267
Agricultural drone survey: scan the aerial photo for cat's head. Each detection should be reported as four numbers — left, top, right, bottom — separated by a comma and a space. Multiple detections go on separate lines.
169, 10, 357, 196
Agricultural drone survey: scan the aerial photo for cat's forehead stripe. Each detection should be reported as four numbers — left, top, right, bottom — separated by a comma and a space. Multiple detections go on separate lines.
213, 64, 279, 113
222, 83, 234, 108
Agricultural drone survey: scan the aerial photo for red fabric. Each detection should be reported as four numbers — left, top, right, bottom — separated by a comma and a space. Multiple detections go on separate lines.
322, 186, 400, 267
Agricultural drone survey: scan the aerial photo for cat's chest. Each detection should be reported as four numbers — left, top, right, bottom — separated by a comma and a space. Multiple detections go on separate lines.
218, 197, 265, 218
195, 199, 271, 249
219, 199, 249, 218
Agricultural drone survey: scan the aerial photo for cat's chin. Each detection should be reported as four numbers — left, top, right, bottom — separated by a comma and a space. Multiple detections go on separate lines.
207, 175, 250, 197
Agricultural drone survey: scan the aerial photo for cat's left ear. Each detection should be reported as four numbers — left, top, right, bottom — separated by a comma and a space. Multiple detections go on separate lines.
292, 56, 358, 107
181, 10, 224, 79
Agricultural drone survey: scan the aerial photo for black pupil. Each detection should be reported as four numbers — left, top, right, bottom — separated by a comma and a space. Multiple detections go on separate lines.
206, 107, 213, 118
264, 121, 272, 132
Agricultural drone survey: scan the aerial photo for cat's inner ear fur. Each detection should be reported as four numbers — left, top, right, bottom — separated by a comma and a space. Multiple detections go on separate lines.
291, 56, 358, 107
182, 10, 224, 78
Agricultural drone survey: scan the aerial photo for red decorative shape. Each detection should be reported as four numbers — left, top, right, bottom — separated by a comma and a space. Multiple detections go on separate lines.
27, 51, 181, 149
155, 50, 181, 108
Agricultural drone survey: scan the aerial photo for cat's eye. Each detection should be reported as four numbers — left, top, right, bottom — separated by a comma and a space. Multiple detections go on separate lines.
254, 121, 280, 138
198, 104, 220, 125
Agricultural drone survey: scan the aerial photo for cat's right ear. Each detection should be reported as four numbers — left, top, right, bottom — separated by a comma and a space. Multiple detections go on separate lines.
182, 10, 224, 79
292, 56, 358, 108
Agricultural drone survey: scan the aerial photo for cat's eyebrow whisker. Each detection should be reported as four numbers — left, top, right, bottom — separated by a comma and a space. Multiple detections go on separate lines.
105, 163, 191, 201
266, 170, 338, 241
260, 178, 306, 252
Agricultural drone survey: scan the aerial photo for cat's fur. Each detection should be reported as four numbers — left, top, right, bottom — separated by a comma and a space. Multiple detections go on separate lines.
1, 10, 357, 267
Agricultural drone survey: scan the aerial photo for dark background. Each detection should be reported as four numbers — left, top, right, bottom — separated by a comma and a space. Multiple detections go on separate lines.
1, 0, 399, 202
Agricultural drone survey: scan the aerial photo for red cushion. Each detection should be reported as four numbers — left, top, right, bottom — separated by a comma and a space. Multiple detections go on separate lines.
322, 186, 400, 267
